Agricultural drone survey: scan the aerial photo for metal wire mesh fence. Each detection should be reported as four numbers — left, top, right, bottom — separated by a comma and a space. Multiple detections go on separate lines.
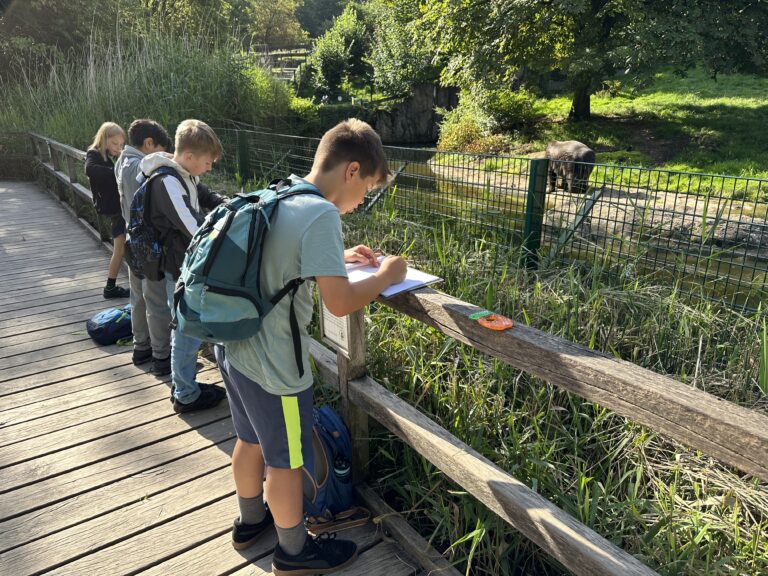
215, 127, 768, 310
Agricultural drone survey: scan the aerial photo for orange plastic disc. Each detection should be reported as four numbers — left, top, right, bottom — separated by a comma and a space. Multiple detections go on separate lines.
477, 314, 513, 331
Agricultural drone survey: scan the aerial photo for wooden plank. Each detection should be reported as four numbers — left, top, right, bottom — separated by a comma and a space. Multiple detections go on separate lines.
0, 244, 98, 265
0, 330, 91, 360
0, 264, 114, 292
348, 375, 657, 576
0, 359, 160, 411
0, 368, 219, 464
310, 339, 339, 390
0, 232, 96, 249
0, 395, 175, 467
0, 293, 107, 321
0, 401, 231, 492
0, 382, 169, 447
337, 309, 369, 484
382, 289, 768, 481
1, 418, 234, 521
355, 484, 461, 576
0, 255, 105, 278
0, 370, 169, 426
0, 344, 129, 386
0, 338, 109, 371
0, 255, 108, 279
0, 438, 236, 553
230, 540, 420, 576
0, 368, 221, 427
140, 523, 382, 576
0, 271, 106, 302
0, 302, 122, 339
0, 286, 110, 313
2, 468, 236, 575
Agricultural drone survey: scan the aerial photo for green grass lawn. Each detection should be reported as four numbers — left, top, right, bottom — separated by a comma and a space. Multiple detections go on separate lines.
516, 69, 768, 180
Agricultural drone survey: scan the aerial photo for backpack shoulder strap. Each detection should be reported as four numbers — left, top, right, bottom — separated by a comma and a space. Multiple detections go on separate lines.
149, 166, 189, 194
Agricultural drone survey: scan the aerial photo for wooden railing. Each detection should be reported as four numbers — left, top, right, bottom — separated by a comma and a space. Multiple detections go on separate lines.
29, 133, 113, 245
24, 133, 768, 576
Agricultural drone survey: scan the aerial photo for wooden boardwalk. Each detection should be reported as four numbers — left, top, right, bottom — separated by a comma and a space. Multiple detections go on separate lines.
0, 181, 424, 576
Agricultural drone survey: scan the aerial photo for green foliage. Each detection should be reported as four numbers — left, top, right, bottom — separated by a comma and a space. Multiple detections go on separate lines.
436, 97, 491, 152
437, 87, 540, 153
418, 0, 768, 120
234, 0, 308, 46
0, 32, 292, 147
287, 96, 321, 135
296, 0, 345, 38
341, 208, 768, 575
364, 0, 440, 97
306, 3, 370, 97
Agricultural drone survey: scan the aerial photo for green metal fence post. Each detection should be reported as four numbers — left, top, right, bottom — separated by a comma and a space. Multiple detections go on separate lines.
522, 158, 549, 268
237, 130, 251, 182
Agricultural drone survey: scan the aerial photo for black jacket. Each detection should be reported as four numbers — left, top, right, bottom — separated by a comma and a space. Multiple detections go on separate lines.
84, 149, 121, 215
147, 175, 225, 279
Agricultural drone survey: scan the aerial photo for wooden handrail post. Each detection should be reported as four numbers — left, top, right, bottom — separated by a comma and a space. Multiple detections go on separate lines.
336, 309, 369, 484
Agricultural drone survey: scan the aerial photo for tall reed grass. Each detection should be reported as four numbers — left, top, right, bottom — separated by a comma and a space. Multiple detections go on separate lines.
339, 193, 768, 575
0, 31, 291, 148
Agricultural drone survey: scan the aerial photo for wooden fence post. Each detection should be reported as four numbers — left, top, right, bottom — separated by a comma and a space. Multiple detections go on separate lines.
336, 309, 370, 484
522, 158, 549, 268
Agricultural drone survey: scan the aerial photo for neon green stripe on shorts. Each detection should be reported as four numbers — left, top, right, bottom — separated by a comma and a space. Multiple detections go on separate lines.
281, 396, 303, 469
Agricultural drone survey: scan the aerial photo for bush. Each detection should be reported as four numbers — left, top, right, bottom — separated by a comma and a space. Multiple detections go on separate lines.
437, 94, 492, 152
306, 4, 370, 98
482, 87, 541, 132
0, 32, 292, 147
288, 96, 321, 136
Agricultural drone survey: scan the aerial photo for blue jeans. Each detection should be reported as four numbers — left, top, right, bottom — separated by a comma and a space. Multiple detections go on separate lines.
165, 273, 202, 404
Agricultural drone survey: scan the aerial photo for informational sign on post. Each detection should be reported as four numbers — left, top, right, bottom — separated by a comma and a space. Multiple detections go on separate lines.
319, 297, 350, 356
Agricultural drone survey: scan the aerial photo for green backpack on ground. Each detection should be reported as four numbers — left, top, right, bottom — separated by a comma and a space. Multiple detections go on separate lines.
172, 178, 322, 376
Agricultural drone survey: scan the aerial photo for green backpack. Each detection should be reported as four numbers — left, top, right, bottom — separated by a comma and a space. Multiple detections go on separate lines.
172, 178, 323, 376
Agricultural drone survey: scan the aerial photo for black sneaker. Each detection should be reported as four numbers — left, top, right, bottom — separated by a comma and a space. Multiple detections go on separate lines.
232, 509, 274, 550
272, 533, 358, 576
151, 355, 171, 376
171, 383, 226, 414
103, 285, 130, 299
132, 348, 153, 366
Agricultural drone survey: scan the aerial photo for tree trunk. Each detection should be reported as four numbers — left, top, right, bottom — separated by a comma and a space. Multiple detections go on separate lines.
569, 82, 592, 121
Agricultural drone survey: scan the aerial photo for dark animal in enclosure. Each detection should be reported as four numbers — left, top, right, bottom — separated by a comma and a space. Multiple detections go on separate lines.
545, 140, 596, 194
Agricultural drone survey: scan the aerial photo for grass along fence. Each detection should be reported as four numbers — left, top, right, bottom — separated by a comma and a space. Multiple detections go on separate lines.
20, 132, 768, 574
218, 127, 768, 311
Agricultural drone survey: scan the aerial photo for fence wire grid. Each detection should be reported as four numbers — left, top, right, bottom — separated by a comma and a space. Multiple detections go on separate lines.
162, 127, 765, 311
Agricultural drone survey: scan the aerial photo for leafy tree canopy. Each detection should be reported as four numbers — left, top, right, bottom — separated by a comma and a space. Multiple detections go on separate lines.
419, 0, 768, 120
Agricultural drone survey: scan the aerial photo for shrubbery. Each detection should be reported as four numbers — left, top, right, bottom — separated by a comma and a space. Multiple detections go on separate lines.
0, 33, 293, 147
305, 4, 370, 98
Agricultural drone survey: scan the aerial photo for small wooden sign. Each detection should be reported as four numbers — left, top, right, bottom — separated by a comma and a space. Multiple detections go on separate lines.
319, 298, 350, 356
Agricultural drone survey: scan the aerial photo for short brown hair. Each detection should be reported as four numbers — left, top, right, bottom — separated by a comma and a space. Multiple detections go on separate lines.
314, 119, 391, 186
175, 119, 223, 161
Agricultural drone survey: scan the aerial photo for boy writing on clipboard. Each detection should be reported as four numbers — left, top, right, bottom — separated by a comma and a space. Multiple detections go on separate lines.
215, 119, 406, 575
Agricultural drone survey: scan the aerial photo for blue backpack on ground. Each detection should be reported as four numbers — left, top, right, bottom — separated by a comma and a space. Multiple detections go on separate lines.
125, 166, 188, 281
302, 406, 370, 535
86, 305, 132, 345
172, 178, 322, 376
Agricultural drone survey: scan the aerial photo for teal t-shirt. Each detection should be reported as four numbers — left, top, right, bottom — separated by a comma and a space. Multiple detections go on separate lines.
225, 189, 347, 395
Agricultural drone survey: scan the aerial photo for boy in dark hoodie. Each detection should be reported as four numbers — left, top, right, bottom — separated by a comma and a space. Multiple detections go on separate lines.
138, 119, 226, 412
114, 119, 173, 371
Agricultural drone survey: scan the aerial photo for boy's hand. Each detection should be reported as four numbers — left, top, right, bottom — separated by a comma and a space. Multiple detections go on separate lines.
344, 244, 380, 267
377, 255, 407, 284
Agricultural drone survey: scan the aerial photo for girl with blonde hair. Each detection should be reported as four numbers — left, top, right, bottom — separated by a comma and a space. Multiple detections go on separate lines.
85, 122, 129, 299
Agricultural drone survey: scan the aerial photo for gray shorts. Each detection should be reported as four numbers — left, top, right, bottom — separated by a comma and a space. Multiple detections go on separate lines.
215, 345, 314, 470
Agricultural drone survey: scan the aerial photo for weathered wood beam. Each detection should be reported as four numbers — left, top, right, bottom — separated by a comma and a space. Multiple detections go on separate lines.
348, 375, 658, 576
381, 289, 768, 482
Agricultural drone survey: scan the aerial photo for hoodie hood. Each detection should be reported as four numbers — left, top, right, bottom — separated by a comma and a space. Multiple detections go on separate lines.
139, 152, 200, 211
139, 152, 195, 181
